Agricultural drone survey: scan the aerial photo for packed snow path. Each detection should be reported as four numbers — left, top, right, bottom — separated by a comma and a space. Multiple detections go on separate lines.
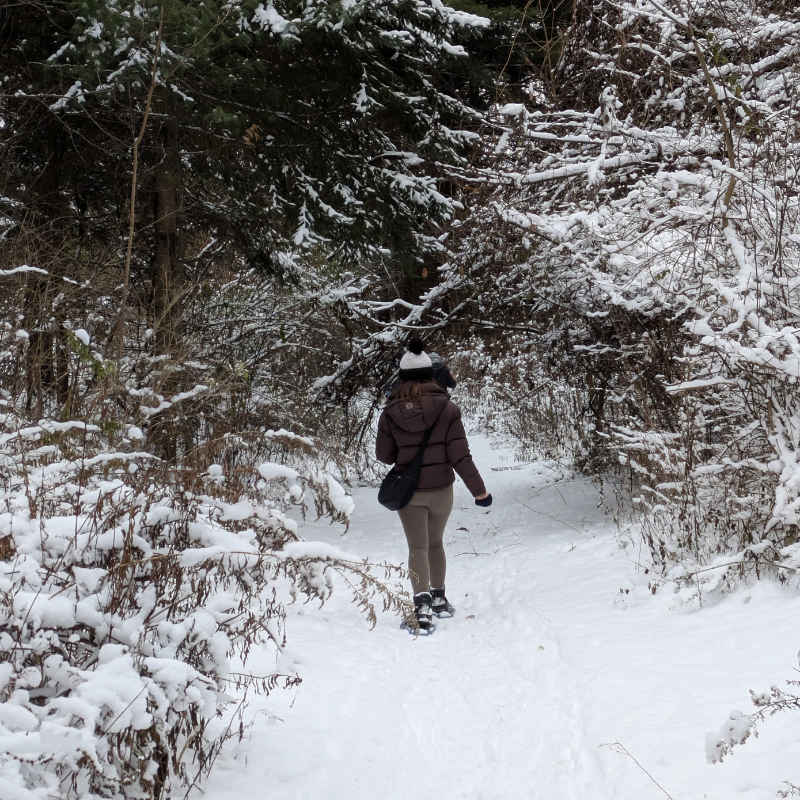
200, 436, 800, 800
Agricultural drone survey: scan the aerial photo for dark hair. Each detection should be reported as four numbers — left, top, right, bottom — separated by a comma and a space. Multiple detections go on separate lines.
391, 380, 425, 403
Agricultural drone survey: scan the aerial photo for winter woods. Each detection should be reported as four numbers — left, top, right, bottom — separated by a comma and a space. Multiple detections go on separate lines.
460, 0, 800, 590
3, 0, 800, 795
316, 0, 800, 589
1, 1, 483, 796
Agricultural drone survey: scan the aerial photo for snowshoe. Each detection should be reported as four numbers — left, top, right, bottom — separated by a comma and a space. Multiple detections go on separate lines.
402, 591, 435, 635
401, 618, 435, 636
431, 587, 455, 618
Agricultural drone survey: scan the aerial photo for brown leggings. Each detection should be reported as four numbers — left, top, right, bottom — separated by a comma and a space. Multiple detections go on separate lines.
397, 484, 454, 594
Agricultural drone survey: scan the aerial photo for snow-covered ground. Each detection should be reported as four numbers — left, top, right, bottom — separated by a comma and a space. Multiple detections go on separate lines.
199, 435, 800, 800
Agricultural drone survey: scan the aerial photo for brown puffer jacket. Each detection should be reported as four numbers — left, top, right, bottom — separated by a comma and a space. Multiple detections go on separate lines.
375, 383, 486, 497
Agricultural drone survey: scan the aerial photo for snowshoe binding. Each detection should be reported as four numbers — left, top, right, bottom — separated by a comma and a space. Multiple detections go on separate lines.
431, 586, 455, 618
401, 591, 435, 635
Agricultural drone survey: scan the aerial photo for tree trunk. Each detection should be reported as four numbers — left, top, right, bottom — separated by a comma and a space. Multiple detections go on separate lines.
152, 91, 185, 356
22, 122, 71, 417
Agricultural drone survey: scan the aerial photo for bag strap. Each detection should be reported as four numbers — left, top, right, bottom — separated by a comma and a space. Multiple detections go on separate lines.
407, 406, 444, 471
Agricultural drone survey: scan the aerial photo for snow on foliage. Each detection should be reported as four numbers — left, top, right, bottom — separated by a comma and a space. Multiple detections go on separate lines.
21, 0, 488, 277
400, 0, 800, 595
705, 709, 754, 764
314, 0, 800, 593
705, 658, 800, 795
0, 404, 404, 799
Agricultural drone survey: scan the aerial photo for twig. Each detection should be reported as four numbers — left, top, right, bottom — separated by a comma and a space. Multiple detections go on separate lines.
644, 0, 738, 225
112, 7, 164, 360
101, 686, 148, 734
515, 498, 590, 539
602, 741, 676, 800
454, 541, 491, 557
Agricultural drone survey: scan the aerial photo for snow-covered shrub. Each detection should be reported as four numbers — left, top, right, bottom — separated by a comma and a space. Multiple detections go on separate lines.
707, 658, 800, 796
449, 334, 586, 462
585, 0, 800, 587
186, 269, 393, 481
0, 403, 404, 799
426, 0, 800, 590
705, 708, 755, 765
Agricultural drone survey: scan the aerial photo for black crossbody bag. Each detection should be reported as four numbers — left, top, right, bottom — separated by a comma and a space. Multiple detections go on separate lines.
378, 416, 439, 512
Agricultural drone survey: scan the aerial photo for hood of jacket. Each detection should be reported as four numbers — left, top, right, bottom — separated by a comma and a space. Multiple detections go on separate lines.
384, 382, 449, 433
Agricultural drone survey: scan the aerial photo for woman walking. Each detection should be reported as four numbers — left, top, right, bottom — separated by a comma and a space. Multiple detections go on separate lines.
376, 339, 492, 633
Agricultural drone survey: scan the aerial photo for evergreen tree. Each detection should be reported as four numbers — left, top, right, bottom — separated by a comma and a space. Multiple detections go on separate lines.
0, 0, 488, 365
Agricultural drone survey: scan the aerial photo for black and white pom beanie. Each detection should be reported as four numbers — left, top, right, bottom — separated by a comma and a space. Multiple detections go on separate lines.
399, 338, 434, 382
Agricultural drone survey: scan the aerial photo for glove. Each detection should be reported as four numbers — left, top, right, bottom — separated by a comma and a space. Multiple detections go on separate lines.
475, 493, 493, 507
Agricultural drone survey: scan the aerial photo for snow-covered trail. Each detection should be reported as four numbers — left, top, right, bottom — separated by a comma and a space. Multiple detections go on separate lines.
200, 435, 800, 800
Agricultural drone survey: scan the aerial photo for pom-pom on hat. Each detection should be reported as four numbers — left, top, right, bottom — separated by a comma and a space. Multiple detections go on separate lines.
399, 338, 434, 382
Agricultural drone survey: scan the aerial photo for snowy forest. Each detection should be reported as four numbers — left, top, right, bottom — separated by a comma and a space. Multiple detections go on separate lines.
2, 0, 800, 797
